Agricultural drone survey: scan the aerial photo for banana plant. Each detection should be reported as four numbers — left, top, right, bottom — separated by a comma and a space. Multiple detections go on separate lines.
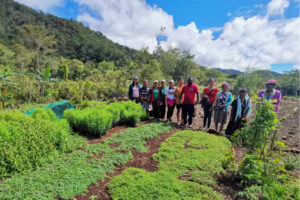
27, 66, 59, 99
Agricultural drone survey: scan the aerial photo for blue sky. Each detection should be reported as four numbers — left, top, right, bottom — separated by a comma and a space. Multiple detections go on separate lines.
16, 0, 300, 72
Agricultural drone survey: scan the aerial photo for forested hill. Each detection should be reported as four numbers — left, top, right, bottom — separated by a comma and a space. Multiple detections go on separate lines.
0, 0, 135, 65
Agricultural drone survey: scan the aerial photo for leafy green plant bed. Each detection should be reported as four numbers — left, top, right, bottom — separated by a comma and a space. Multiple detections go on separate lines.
109, 130, 232, 200
0, 110, 86, 178
64, 101, 146, 136
0, 123, 173, 199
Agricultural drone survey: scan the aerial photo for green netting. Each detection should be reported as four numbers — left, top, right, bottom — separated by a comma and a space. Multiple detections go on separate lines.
25, 100, 74, 119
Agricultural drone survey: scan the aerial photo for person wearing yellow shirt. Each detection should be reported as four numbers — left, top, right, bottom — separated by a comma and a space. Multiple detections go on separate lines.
174, 77, 184, 126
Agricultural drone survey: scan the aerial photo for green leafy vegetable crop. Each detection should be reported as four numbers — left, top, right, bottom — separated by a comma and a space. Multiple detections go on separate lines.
0, 110, 86, 178
109, 130, 232, 200
0, 123, 173, 199
64, 101, 145, 136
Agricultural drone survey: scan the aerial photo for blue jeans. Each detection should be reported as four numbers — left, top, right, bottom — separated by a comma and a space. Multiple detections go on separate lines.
142, 103, 150, 112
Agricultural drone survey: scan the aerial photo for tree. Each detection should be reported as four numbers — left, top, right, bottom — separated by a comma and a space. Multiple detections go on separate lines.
20, 25, 55, 73
0, 43, 14, 67
13, 43, 34, 70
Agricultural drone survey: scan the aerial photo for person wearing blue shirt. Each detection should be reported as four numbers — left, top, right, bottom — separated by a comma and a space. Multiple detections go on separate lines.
214, 83, 233, 134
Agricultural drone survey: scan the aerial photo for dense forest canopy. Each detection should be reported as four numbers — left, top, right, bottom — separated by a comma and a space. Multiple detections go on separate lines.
0, 0, 299, 107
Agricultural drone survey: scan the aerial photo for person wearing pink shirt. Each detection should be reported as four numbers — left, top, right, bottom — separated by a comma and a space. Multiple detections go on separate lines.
258, 80, 282, 113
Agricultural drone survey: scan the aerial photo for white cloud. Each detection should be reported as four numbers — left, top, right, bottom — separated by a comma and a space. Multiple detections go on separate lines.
76, 0, 174, 50
294, 64, 300, 70
15, 0, 65, 12
266, 0, 290, 17
76, 0, 300, 71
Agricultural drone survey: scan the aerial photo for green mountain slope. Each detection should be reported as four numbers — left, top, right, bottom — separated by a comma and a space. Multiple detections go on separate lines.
0, 0, 135, 65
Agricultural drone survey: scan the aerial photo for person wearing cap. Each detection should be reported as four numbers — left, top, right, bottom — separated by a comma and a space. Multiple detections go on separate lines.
159, 80, 167, 120
225, 89, 252, 136
139, 80, 150, 113
165, 80, 176, 122
201, 78, 219, 130
128, 76, 141, 103
179, 77, 199, 128
149, 80, 161, 120
214, 83, 232, 134
175, 77, 184, 125
258, 80, 281, 112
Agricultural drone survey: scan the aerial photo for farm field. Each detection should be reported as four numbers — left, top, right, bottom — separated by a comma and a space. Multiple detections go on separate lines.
0, 99, 299, 200
0, 0, 299, 199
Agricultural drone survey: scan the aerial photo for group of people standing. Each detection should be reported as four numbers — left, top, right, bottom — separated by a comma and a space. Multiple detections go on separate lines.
129, 76, 281, 136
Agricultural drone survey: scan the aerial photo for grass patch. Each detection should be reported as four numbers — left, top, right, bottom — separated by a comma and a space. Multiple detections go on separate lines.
109, 130, 232, 200
0, 123, 173, 199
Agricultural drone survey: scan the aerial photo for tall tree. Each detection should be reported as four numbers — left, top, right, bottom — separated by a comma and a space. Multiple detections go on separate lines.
20, 25, 55, 73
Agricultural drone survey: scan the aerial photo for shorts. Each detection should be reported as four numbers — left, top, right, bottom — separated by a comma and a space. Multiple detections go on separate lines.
214, 109, 228, 124
176, 104, 183, 109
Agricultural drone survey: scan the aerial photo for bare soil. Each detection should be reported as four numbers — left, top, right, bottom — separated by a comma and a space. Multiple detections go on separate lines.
277, 100, 300, 152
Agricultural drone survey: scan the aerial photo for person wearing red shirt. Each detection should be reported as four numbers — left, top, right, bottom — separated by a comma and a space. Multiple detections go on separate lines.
201, 78, 218, 130
179, 77, 199, 128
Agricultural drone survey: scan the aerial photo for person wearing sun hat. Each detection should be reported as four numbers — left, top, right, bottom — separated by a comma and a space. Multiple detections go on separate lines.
258, 79, 282, 112
128, 76, 140, 103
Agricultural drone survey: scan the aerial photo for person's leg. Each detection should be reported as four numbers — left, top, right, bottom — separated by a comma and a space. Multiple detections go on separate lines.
220, 123, 224, 132
214, 109, 219, 130
219, 111, 228, 133
188, 104, 195, 125
207, 105, 213, 128
176, 105, 180, 124
160, 104, 165, 119
203, 105, 208, 127
168, 105, 175, 120
182, 104, 188, 125
167, 104, 171, 120
153, 102, 159, 119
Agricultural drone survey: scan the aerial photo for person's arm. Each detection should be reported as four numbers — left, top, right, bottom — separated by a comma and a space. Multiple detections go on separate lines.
139, 90, 144, 103
128, 85, 132, 100
196, 93, 199, 104
179, 88, 185, 103
148, 89, 152, 103
211, 90, 218, 110
225, 93, 233, 109
165, 95, 168, 106
258, 90, 264, 98
174, 88, 179, 98
201, 89, 208, 98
